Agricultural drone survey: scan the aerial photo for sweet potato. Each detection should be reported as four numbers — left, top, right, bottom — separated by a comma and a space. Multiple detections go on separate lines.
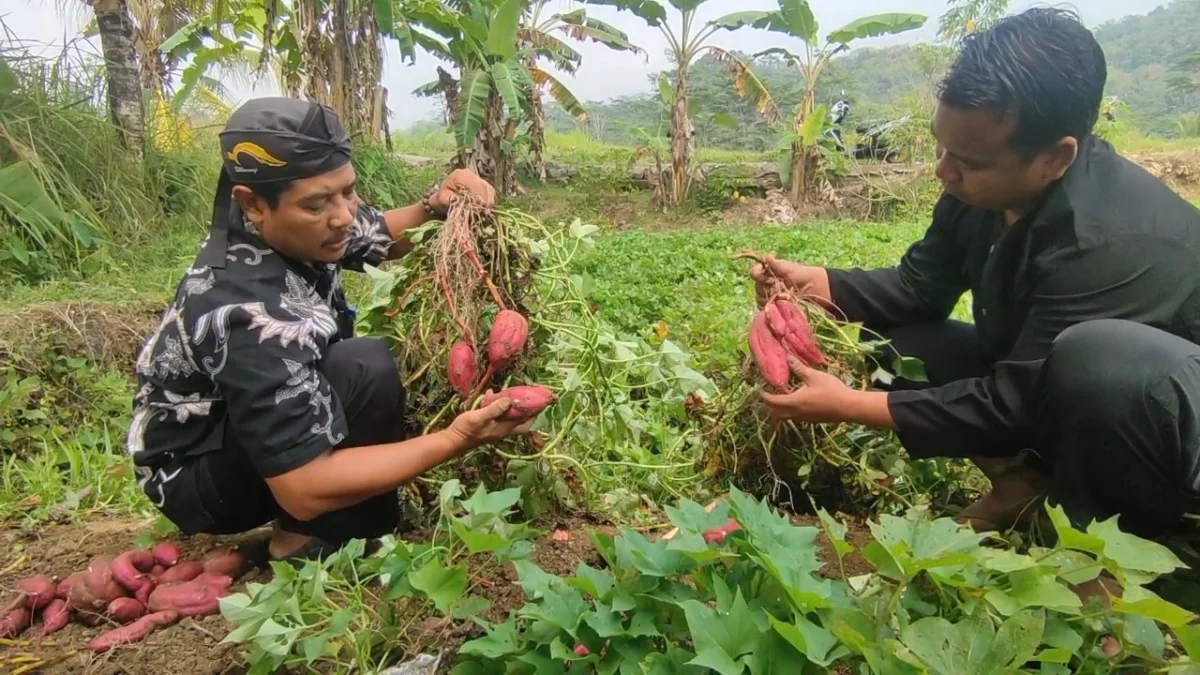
56, 572, 83, 600
147, 581, 221, 617
0, 608, 30, 637
69, 556, 128, 612
775, 299, 825, 367
193, 573, 233, 595
107, 597, 147, 624
749, 312, 791, 391
157, 561, 203, 584
202, 547, 245, 578
135, 580, 154, 606
447, 341, 479, 399
37, 599, 70, 636
150, 564, 166, 580
764, 300, 789, 338
487, 309, 529, 369
88, 610, 179, 652
6, 574, 56, 611
702, 518, 742, 544
480, 385, 554, 421
152, 542, 181, 567
112, 551, 153, 595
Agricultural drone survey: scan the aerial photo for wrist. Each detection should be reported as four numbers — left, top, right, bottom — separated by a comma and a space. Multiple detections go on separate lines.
441, 426, 476, 455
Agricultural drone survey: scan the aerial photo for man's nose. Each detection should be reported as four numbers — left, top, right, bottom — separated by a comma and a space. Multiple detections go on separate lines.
329, 194, 355, 228
934, 148, 958, 185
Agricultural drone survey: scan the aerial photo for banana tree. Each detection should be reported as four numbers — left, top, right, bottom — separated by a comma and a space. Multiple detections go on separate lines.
518, 3, 642, 181
740, 2, 926, 203
580, 0, 774, 206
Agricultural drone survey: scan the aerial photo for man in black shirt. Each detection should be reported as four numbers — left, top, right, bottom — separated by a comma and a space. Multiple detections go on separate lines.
752, 8, 1200, 539
129, 98, 534, 563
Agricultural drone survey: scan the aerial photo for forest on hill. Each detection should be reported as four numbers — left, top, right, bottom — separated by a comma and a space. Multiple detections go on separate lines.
535, 0, 1200, 151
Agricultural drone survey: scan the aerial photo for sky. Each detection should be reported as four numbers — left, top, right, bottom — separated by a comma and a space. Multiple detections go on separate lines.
0, 0, 1171, 129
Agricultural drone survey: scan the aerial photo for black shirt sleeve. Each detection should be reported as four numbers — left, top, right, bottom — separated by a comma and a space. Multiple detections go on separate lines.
206, 307, 350, 477
888, 236, 1197, 458
826, 193, 969, 328
340, 203, 394, 271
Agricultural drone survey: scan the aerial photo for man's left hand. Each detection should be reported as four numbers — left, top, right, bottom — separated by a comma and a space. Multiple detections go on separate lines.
759, 355, 854, 424
430, 169, 496, 214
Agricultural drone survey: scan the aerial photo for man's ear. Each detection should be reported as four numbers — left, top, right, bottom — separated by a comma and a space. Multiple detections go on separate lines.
1042, 136, 1079, 182
231, 185, 267, 225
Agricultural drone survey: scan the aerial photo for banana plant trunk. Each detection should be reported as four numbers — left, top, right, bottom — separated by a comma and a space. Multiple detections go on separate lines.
788, 87, 818, 205
91, 0, 144, 159
669, 65, 692, 206
528, 87, 547, 182
481, 89, 515, 197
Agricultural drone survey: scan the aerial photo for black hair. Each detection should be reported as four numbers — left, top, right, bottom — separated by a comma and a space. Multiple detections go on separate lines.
233, 180, 294, 210
937, 7, 1107, 154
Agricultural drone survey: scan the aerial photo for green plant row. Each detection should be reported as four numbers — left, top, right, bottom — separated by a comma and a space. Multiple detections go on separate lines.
220, 483, 1200, 674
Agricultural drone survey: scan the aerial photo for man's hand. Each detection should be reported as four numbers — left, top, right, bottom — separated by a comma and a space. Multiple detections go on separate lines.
430, 168, 496, 214
759, 356, 854, 424
447, 395, 535, 449
750, 255, 833, 309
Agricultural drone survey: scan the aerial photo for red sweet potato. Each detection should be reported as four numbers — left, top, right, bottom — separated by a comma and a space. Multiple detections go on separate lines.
193, 573, 233, 595
147, 581, 221, 617
749, 312, 791, 391
6, 574, 56, 611
1, 608, 30, 637
702, 518, 742, 544
152, 542, 181, 567
56, 572, 82, 600
775, 299, 825, 367
202, 547, 245, 578
480, 385, 554, 421
157, 561, 203, 584
447, 341, 479, 399
149, 564, 166, 580
764, 300, 789, 338
112, 551, 153, 595
487, 310, 529, 369
37, 599, 70, 636
88, 610, 180, 652
135, 580, 154, 606
107, 597, 147, 624
69, 556, 128, 612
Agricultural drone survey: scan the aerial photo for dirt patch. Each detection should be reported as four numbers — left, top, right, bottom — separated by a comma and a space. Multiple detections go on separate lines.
1, 513, 268, 675
1130, 149, 1200, 199
0, 300, 161, 375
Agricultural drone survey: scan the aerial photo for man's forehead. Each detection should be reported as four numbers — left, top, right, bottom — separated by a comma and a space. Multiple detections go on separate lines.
933, 103, 1017, 156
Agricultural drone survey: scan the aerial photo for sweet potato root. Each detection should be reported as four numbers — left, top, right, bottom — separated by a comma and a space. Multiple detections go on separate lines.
68, 555, 128, 612
112, 551, 153, 596
56, 572, 82, 600
487, 309, 529, 369
37, 599, 70, 636
201, 547, 245, 578
1, 608, 30, 637
152, 542, 181, 567
6, 574, 56, 611
481, 385, 554, 421
448, 341, 479, 399
749, 312, 791, 391
88, 610, 180, 652
107, 597, 147, 624
193, 573, 233, 595
157, 561, 203, 584
147, 581, 221, 617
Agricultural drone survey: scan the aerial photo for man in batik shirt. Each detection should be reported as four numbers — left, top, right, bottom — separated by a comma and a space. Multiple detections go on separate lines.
129, 98, 532, 563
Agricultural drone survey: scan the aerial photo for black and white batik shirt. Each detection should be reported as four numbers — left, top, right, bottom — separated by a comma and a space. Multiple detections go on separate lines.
127, 204, 393, 509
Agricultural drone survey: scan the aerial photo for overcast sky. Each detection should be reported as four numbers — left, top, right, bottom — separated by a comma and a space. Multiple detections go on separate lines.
0, 0, 1170, 128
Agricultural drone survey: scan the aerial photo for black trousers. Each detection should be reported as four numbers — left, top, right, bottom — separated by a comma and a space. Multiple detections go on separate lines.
876, 319, 1200, 538
176, 337, 405, 543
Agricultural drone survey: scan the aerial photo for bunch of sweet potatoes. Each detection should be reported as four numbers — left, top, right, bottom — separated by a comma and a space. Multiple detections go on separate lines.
445, 308, 555, 423
1, 542, 246, 652
749, 296, 827, 392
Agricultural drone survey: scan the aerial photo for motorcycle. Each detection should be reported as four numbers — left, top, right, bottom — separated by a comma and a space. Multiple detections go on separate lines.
824, 91, 906, 163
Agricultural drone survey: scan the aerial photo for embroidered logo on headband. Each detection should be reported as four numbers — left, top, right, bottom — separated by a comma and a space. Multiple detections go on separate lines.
225, 142, 288, 171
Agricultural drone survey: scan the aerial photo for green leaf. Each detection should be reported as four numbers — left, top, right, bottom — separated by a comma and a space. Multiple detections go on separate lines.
580, 0, 667, 27
409, 559, 468, 614
991, 609, 1045, 670
893, 355, 928, 382
490, 60, 524, 113
768, 614, 839, 666
868, 509, 984, 576
531, 68, 588, 120
0, 54, 18, 98
827, 12, 927, 45
614, 526, 689, 577
452, 595, 492, 620
1003, 568, 1082, 614
454, 69, 492, 150
486, 0, 523, 57
460, 617, 521, 658
902, 608, 994, 674
1087, 516, 1188, 576
665, 498, 731, 533
451, 519, 510, 554
777, 0, 818, 44
568, 562, 615, 600
460, 484, 523, 521
708, 10, 778, 31
1113, 585, 1195, 627
681, 589, 761, 675
584, 606, 625, 638
374, 0, 395, 35
815, 507, 853, 559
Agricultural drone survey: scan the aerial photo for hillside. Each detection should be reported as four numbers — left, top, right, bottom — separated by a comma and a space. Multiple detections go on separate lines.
544, 0, 1200, 148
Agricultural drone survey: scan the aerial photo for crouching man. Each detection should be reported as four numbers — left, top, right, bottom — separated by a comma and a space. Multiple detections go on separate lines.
127, 97, 531, 564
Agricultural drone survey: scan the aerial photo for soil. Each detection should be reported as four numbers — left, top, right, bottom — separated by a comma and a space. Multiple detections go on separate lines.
0, 300, 163, 376
2, 507, 874, 674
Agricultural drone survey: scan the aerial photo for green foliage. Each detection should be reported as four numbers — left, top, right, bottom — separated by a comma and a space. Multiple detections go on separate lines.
351, 141, 439, 209
454, 487, 1200, 674
219, 480, 540, 673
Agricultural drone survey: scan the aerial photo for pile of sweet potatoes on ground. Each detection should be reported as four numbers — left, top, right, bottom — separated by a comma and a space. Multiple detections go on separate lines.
1, 542, 245, 652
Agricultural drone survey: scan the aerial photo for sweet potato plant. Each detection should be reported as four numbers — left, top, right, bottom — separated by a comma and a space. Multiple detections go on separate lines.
452, 487, 1200, 674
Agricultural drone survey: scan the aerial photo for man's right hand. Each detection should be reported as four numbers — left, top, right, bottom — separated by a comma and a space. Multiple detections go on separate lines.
750, 255, 833, 309
447, 396, 536, 449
